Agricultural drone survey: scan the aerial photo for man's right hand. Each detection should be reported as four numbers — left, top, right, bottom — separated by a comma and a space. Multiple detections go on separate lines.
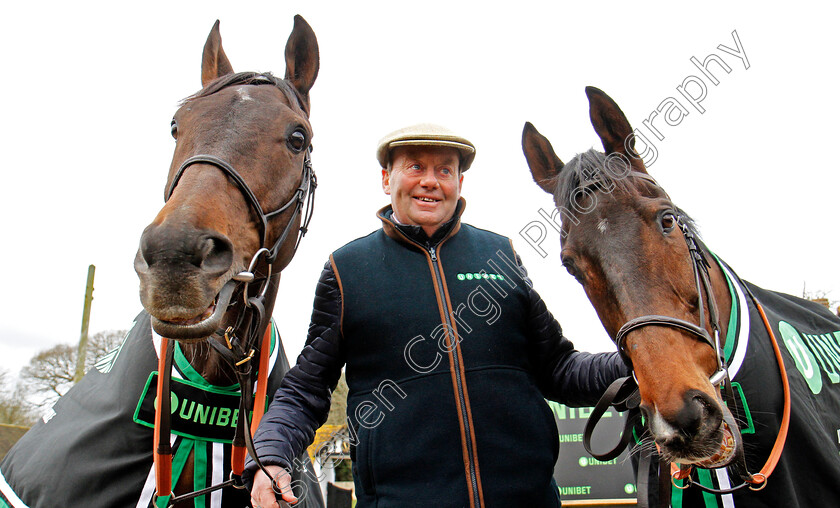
250, 465, 299, 508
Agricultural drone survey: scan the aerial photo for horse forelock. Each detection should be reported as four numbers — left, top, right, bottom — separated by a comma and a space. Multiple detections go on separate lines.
555, 149, 634, 222
556, 148, 702, 239
181, 71, 308, 116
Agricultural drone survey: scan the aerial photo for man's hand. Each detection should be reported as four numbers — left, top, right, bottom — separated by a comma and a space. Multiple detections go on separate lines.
250, 465, 298, 508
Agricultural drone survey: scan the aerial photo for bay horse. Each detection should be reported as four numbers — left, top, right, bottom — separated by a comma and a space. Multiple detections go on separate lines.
0, 16, 325, 508
522, 87, 840, 507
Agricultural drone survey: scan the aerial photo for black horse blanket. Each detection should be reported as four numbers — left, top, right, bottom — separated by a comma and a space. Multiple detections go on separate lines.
649, 260, 840, 508
0, 311, 324, 508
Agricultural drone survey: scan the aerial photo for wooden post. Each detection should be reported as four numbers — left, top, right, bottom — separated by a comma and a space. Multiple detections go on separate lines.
73, 265, 96, 383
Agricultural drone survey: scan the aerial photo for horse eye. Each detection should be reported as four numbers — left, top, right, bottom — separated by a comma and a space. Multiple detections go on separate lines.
561, 258, 577, 278
660, 213, 676, 233
288, 130, 307, 152
170, 119, 178, 139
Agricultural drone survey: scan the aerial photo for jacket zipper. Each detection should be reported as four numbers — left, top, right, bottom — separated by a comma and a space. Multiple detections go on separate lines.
429, 246, 481, 508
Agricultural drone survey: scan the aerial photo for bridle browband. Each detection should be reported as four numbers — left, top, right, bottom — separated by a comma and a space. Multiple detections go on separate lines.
581, 171, 790, 506
153, 74, 317, 506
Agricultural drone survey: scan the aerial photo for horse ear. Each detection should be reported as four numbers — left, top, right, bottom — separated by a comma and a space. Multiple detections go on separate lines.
586, 86, 640, 159
201, 20, 235, 87
285, 15, 320, 111
522, 122, 564, 194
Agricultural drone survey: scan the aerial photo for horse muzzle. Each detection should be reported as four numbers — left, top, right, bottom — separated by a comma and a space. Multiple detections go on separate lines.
134, 223, 242, 341
144, 279, 237, 341
647, 389, 741, 468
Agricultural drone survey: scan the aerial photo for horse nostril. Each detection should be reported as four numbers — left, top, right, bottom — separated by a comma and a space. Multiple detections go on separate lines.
198, 235, 234, 276
675, 390, 720, 438
136, 224, 233, 277
137, 224, 168, 269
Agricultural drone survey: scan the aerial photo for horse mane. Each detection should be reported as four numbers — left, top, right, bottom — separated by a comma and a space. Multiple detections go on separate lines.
556, 148, 701, 238
181, 71, 305, 113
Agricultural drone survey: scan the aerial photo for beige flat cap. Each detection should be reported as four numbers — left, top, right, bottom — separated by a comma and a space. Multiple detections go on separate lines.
376, 123, 476, 171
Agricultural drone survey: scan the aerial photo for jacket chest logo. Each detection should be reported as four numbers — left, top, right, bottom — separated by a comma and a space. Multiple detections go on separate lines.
456, 272, 505, 281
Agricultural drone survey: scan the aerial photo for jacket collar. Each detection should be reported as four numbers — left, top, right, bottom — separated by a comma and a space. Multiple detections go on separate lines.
377, 198, 466, 249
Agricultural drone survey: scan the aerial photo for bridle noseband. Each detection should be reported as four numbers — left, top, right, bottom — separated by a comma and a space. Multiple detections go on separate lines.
165, 148, 316, 267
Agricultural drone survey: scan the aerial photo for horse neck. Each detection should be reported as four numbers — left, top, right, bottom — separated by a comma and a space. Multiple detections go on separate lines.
179, 274, 282, 387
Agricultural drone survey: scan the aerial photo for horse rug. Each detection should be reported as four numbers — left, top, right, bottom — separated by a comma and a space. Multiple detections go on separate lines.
657, 260, 840, 508
0, 311, 322, 508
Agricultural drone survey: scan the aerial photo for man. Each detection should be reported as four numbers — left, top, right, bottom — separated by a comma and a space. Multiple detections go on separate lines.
246, 124, 628, 508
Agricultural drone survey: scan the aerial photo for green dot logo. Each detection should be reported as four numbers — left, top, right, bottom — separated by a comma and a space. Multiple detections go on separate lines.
624, 483, 636, 494
466, 273, 473, 280
578, 457, 588, 467
490, 274, 497, 280
498, 275, 505, 281
473, 273, 481, 279
457, 274, 465, 281
482, 273, 489, 279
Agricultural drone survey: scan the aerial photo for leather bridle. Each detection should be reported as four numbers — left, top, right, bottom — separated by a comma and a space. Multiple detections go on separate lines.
152, 75, 318, 506
613, 201, 727, 388
581, 172, 791, 506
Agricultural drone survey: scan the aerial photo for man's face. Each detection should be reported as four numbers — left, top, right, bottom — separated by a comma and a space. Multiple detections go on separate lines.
382, 146, 464, 237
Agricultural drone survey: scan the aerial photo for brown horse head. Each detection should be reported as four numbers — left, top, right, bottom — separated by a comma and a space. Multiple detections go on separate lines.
522, 87, 737, 466
134, 16, 319, 343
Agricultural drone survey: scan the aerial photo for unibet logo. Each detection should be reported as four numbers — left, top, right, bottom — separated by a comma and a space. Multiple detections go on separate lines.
578, 456, 618, 467
456, 273, 504, 281
157, 392, 239, 428
778, 321, 840, 395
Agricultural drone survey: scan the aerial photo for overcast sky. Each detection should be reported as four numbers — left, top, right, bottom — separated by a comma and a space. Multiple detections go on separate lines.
1, 1, 838, 379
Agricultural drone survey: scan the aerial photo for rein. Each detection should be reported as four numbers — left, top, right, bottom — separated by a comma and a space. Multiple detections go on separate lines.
152, 77, 317, 503
581, 173, 791, 506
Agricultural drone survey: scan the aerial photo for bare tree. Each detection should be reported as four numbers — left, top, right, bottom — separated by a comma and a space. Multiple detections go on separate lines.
85, 330, 127, 371
19, 330, 126, 408
20, 345, 76, 407
0, 370, 36, 426
802, 286, 838, 311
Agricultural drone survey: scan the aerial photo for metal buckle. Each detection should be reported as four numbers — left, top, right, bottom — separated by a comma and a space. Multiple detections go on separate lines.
748, 473, 768, 491
671, 469, 691, 490
235, 248, 272, 307
229, 471, 247, 489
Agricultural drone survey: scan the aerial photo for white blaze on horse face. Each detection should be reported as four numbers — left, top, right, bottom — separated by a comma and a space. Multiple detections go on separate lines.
650, 409, 680, 444
597, 218, 608, 234
236, 87, 254, 102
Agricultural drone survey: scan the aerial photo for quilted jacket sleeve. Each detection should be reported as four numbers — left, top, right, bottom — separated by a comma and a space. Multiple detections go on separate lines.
519, 254, 630, 406
242, 259, 345, 484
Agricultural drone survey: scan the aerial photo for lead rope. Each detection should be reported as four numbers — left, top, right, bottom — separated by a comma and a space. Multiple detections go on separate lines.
157, 323, 274, 507
742, 287, 791, 486
154, 338, 175, 498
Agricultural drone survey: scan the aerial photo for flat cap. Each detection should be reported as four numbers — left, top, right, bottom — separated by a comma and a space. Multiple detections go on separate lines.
376, 123, 476, 171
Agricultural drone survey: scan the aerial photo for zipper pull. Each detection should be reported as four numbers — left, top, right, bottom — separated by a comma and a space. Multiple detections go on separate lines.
429, 246, 437, 261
